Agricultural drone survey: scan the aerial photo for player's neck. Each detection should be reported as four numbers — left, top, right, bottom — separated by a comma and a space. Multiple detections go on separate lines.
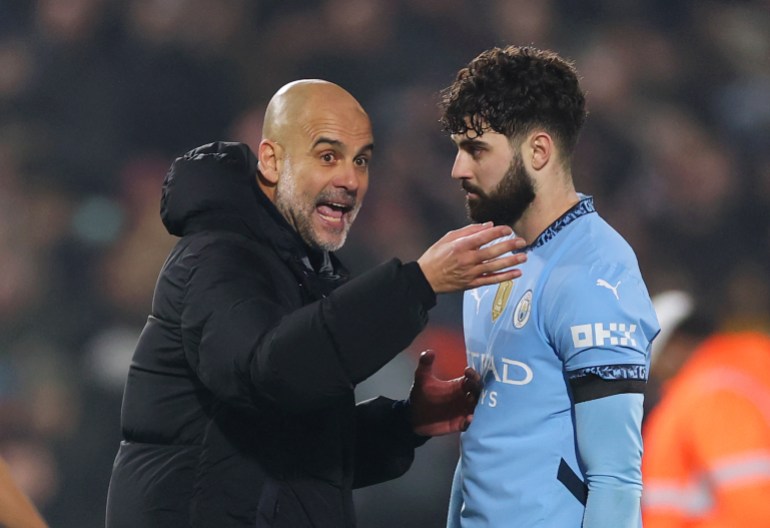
513, 183, 580, 246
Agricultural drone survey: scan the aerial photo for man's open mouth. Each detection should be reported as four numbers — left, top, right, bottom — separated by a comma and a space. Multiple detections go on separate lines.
316, 201, 354, 221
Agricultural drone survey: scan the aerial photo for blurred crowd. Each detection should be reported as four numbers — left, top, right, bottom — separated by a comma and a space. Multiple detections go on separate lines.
0, 0, 768, 526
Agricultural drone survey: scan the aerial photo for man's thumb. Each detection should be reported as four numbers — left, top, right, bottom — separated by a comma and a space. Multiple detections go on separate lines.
417, 349, 436, 373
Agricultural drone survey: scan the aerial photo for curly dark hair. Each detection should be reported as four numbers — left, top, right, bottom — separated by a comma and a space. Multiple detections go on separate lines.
440, 46, 587, 155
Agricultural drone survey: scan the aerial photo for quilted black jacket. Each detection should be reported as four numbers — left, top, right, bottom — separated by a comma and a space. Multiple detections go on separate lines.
105, 142, 436, 527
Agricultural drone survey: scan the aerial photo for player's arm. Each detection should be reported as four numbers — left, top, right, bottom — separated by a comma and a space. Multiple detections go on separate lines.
566, 325, 651, 528
573, 390, 644, 528
546, 262, 659, 528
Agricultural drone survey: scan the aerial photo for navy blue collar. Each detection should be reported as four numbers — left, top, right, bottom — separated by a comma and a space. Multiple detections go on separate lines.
522, 195, 596, 252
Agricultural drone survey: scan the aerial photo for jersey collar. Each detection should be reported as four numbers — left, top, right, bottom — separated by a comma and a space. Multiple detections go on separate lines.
523, 194, 596, 251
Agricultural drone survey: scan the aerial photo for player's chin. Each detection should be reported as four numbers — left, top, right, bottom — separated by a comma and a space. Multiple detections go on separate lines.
466, 202, 489, 224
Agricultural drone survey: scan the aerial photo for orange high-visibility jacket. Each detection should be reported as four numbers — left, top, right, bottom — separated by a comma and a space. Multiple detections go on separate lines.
642, 333, 770, 528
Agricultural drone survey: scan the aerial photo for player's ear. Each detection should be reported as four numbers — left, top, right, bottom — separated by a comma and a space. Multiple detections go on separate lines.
529, 132, 552, 171
257, 139, 282, 185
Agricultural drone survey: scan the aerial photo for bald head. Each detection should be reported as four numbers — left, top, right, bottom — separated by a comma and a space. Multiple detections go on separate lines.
262, 79, 369, 144
256, 79, 374, 251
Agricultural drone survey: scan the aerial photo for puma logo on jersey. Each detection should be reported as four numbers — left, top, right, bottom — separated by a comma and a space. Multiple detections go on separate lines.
596, 279, 621, 300
470, 288, 490, 315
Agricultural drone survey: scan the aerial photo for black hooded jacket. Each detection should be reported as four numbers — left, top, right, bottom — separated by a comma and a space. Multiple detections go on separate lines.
105, 142, 437, 528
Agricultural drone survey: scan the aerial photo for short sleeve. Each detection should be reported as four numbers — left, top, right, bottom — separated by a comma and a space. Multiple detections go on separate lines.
543, 261, 659, 401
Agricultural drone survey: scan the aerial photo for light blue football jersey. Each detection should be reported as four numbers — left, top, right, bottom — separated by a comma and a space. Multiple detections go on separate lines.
453, 195, 659, 527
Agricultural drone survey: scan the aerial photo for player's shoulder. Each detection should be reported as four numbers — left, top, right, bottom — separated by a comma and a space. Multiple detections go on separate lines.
566, 213, 638, 268
550, 215, 638, 280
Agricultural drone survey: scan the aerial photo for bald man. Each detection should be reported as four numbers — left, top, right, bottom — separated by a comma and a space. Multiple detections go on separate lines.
105, 80, 525, 528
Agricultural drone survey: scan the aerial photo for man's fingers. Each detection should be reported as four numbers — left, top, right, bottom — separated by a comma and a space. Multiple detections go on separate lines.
461, 414, 473, 432
462, 371, 482, 405
463, 367, 482, 389
456, 225, 514, 251
441, 222, 495, 243
478, 253, 527, 276
464, 366, 480, 379
475, 237, 526, 263
466, 268, 522, 289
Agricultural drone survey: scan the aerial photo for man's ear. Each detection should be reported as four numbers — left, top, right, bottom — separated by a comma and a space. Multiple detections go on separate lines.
528, 132, 552, 171
257, 139, 282, 185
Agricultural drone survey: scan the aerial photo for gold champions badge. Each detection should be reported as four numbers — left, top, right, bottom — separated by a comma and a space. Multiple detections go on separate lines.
491, 280, 514, 321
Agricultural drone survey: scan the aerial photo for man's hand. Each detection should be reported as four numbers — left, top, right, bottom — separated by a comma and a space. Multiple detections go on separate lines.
417, 223, 527, 294
408, 350, 483, 437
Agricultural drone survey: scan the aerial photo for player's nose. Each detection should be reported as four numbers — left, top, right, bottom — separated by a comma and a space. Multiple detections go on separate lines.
451, 151, 473, 180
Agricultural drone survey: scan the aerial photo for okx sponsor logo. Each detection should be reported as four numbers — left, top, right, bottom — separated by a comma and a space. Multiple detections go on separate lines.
570, 322, 637, 348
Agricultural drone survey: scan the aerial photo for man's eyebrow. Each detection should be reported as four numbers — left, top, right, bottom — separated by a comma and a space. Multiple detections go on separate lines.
357, 143, 375, 156
312, 137, 375, 156
312, 137, 344, 149
455, 137, 489, 149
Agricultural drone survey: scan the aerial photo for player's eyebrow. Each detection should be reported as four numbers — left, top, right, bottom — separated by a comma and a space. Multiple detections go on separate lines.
454, 137, 490, 150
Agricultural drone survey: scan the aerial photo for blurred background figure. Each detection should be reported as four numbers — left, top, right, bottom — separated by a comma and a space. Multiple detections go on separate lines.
0, 456, 48, 528
1, 1, 769, 526
643, 290, 697, 417
643, 291, 770, 527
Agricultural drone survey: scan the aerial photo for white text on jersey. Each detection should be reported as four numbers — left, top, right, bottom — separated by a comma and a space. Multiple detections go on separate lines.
570, 323, 638, 348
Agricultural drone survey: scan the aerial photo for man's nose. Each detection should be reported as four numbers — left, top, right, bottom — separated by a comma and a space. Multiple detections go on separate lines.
332, 163, 363, 191
451, 152, 472, 180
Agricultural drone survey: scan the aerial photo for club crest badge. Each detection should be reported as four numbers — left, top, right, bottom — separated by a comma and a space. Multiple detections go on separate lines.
513, 290, 533, 328
491, 280, 514, 322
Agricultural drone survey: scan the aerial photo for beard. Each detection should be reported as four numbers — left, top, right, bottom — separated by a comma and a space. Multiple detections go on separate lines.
274, 161, 360, 252
463, 154, 536, 226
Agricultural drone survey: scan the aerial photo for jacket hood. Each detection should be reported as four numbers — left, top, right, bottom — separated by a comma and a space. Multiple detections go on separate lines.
161, 142, 261, 236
